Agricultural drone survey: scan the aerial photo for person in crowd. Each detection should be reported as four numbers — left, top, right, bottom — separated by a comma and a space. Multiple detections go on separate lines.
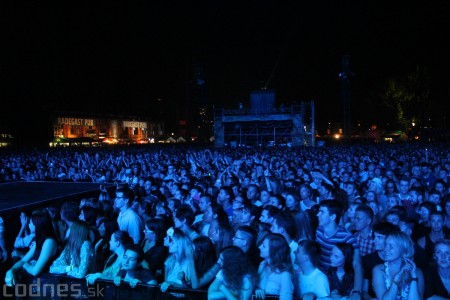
160, 228, 198, 292
94, 217, 118, 272
173, 204, 200, 241
283, 192, 300, 213
115, 186, 143, 244
259, 204, 279, 226
353, 204, 376, 257
85, 230, 133, 284
167, 197, 181, 215
315, 200, 363, 295
141, 218, 169, 282
397, 177, 413, 207
401, 186, 421, 221
299, 184, 316, 212
345, 182, 362, 203
362, 222, 400, 298
291, 208, 315, 242
384, 209, 403, 227
255, 233, 294, 300
443, 197, 450, 232
417, 210, 449, 259
217, 186, 234, 221
397, 219, 429, 274
372, 231, 424, 300
341, 201, 360, 232
11, 212, 35, 262
385, 194, 402, 214
137, 201, 153, 224
424, 239, 450, 299
367, 198, 383, 226
46, 205, 67, 246
208, 218, 234, 257
246, 184, 261, 206
294, 239, 330, 299
79, 205, 100, 243
193, 194, 213, 235
434, 179, 448, 199
155, 200, 173, 219
428, 189, 444, 212
237, 200, 260, 229
385, 179, 398, 197
326, 243, 356, 299
98, 197, 116, 222
270, 210, 298, 268
5, 210, 59, 286
258, 188, 272, 208
49, 220, 94, 278
186, 185, 203, 213
268, 194, 286, 210
208, 246, 256, 300
99, 189, 112, 203
60, 200, 80, 242
415, 201, 437, 240
0, 216, 7, 263
233, 225, 262, 270
113, 244, 157, 288
366, 177, 387, 209
193, 236, 217, 289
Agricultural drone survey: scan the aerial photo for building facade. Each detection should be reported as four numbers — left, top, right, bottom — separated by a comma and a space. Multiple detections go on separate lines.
52, 115, 165, 146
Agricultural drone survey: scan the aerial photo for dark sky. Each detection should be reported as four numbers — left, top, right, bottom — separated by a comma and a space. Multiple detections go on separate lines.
1, 0, 449, 139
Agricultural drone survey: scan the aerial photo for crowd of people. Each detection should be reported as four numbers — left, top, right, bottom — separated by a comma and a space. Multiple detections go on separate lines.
0, 142, 450, 299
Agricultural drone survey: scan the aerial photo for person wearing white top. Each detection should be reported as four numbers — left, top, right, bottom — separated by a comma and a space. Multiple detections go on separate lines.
294, 239, 330, 299
114, 186, 142, 244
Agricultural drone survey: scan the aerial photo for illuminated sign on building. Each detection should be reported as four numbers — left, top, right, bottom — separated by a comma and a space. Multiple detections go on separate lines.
57, 118, 94, 126
123, 121, 147, 129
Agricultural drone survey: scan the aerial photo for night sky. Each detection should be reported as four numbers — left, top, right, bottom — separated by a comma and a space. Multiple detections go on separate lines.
1, 0, 449, 143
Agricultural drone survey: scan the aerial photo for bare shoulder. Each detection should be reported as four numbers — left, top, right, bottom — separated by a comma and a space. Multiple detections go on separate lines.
372, 263, 384, 273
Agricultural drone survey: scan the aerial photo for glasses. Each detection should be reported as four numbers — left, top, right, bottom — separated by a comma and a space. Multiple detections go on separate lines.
233, 236, 246, 241
143, 229, 154, 234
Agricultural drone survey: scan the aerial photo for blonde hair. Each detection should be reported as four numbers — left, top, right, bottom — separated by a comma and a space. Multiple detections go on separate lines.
387, 231, 414, 259
166, 228, 194, 268
434, 239, 450, 253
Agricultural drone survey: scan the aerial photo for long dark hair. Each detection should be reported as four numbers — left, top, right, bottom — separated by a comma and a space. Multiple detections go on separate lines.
221, 246, 256, 294
145, 218, 167, 245
265, 233, 292, 273
193, 236, 216, 278
31, 209, 58, 250
98, 218, 118, 240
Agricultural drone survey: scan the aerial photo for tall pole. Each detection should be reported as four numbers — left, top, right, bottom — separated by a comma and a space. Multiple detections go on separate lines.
340, 55, 352, 141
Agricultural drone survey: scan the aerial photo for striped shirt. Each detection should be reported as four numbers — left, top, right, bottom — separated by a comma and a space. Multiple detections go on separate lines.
316, 226, 358, 271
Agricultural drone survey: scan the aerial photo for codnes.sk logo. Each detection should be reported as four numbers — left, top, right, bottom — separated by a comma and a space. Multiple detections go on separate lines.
3, 279, 104, 298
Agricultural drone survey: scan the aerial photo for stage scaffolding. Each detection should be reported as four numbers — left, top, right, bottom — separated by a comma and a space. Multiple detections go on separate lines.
214, 101, 315, 147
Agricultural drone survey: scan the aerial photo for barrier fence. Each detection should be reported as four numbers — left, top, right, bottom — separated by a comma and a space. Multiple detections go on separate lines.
2, 272, 298, 300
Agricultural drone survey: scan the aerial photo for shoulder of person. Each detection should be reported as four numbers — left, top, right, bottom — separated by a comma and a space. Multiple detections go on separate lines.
372, 263, 384, 273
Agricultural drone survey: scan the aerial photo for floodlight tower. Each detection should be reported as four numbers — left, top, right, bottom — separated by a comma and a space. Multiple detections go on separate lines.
339, 55, 353, 140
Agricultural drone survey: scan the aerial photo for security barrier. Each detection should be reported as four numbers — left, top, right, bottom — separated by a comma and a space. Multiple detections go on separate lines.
2, 272, 299, 299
